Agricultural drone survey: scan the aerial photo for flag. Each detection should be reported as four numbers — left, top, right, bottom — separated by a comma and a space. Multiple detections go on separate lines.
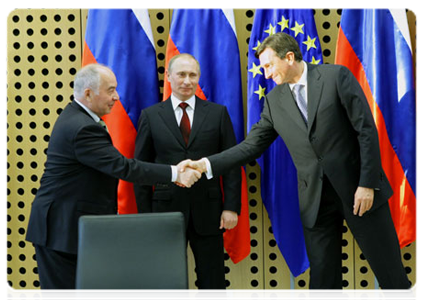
248, 9, 323, 277
82, 9, 160, 214
416, 40, 420, 121
336, 9, 416, 247
165, 9, 250, 264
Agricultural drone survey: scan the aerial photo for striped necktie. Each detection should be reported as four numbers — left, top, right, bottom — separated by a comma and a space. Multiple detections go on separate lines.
98, 119, 109, 132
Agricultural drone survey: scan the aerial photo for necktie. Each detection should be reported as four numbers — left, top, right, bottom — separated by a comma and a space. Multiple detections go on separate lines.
293, 84, 308, 125
98, 119, 109, 132
179, 102, 191, 145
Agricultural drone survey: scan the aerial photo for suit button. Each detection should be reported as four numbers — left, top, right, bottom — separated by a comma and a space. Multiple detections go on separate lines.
318, 156, 323, 162
310, 137, 316, 142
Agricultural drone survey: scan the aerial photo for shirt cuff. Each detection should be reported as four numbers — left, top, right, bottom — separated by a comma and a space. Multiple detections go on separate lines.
171, 165, 178, 182
203, 158, 213, 179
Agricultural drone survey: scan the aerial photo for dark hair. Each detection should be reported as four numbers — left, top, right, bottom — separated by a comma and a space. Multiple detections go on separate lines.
255, 32, 303, 61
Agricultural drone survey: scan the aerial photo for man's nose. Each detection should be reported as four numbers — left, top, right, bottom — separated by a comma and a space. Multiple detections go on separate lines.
183, 76, 191, 85
264, 68, 271, 79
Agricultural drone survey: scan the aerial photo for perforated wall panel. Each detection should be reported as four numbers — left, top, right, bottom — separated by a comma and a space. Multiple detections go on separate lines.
7, 8, 416, 290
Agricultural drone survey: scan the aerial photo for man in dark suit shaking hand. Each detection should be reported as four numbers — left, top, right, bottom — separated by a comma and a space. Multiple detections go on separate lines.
183, 33, 410, 289
26, 64, 201, 289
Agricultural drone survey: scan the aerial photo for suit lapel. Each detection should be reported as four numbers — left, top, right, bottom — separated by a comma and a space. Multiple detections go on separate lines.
188, 97, 209, 147
306, 63, 323, 134
158, 98, 187, 148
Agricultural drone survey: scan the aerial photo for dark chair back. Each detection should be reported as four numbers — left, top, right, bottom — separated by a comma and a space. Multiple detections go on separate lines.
76, 212, 187, 289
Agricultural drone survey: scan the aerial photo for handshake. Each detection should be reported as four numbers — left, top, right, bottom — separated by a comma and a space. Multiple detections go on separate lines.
174, 158, 208, 188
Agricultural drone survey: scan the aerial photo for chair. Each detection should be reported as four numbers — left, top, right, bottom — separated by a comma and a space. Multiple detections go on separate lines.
75, 212, 188, 289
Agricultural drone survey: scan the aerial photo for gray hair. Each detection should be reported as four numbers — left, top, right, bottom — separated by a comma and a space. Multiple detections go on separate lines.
73, 64, 112, 99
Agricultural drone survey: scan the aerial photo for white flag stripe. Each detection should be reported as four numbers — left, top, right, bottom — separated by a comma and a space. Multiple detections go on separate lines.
222, 9, 237, 37
132, 9, 155, 49
389, 9, 412, 51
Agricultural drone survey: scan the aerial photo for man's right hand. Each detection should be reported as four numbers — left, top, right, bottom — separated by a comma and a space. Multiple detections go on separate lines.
177, 158, 207, 174
175, 166, 201, 188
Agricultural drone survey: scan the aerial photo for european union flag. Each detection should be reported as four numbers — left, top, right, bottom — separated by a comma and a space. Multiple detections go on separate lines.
247, 9, 323, 277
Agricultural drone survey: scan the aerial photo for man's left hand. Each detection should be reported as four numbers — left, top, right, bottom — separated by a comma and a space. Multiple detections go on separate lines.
353, 186, 374, 217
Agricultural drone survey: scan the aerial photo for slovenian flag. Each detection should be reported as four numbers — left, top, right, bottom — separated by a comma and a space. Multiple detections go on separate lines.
82, 9, 160, 214
336, 9, 416, 247
247, 9, 323, 277
164, 9, 250, 264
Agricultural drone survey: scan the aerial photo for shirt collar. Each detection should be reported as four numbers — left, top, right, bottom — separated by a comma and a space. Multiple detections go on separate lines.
74, 98, 101, 122
289, 61, 308, 90
171, 94, 196, 111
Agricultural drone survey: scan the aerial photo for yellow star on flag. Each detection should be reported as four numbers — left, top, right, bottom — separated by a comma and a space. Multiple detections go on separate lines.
252, 40, 261, 52
254, 84, 267, 100
264, 23, 276, 36
290, 21, 304, 37
278, 16, 289, 32
310, 56, 321, 65
248, 62, 263, 78
303, 35, 317, 51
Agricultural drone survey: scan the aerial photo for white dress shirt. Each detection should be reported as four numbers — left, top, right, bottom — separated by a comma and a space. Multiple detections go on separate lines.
171, 94, 196, 127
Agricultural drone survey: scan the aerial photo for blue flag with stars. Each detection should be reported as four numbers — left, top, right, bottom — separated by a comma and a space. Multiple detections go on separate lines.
247, 9, 323, 277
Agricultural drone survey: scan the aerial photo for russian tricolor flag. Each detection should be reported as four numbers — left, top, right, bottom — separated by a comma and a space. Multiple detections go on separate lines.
164, 9, 250, 264
336, 9, 416, 247
82, 9, 160, 214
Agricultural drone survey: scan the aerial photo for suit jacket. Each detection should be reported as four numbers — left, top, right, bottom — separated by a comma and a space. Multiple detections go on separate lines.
209, 64, 393, 228
134, 97, 241, 236
26, 101, 172, 254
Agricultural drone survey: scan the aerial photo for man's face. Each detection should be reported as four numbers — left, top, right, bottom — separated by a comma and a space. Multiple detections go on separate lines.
167, 57, 200, 101
259, 47, 293, 85
88, 69, 119, 117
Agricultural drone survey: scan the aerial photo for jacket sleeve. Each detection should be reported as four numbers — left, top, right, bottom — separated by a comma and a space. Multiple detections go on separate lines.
209, 95, 279, 177
133, 109, 155, 213
337, 65, 382, 188
73, 122, 172, 187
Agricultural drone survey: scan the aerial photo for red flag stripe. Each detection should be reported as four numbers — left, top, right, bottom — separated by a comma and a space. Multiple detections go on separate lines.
336, 28, 415, 247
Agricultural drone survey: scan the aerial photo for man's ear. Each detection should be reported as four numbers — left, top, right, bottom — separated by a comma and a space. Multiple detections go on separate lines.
84, 88, 92, 103
286, 52, 295, 65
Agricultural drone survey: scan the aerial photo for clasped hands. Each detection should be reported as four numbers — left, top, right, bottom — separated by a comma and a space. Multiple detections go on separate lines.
174, 158, 207, 188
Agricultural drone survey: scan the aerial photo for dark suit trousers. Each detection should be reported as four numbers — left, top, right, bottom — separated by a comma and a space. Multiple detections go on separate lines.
303, 177, 410, 289
34, 244, 77, 289
187, 215, 226, 289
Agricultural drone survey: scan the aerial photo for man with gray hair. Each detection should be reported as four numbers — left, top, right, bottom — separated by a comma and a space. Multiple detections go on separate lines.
26, 63, 201, 289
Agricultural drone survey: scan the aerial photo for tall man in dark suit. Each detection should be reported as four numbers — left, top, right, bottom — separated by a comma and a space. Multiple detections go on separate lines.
134, 54, 241, 289
182, 33, 410, 289
26, 64, 201, 289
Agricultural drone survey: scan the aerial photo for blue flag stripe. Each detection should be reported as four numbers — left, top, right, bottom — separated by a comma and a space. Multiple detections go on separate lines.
170, 9, 244, 143
248, 9, 323, 277
85, 9, 160, 128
